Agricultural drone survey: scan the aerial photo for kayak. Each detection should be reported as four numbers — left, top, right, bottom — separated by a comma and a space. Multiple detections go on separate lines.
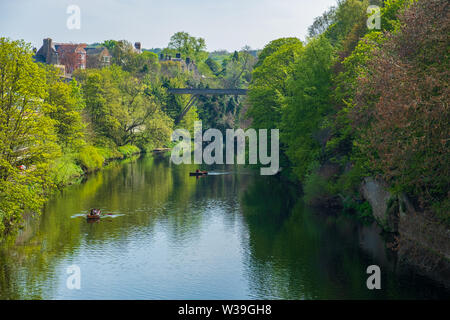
189, 171, 208, 176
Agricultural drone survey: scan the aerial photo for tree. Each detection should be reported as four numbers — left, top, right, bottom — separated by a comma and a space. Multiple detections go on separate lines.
205, 57, 220, 74
352, 0, 450, 219
247, 39, 303, 130
75, 66, 173, 148
281, 36, 335, 180
110, 40, 138, 71
45, 66, 86, 150
255, 37, 302, 68
222, 46, 257, 88
0, 38, 60, 234
137, 51, 160, 76
102, 39, 118, 51
166, 32, 208, 62
323, 0, 369, 45
308, 6, 337, 38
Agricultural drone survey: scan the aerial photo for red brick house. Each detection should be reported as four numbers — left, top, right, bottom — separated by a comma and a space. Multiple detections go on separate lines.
54, 43, 87, 74
35, 38, 87, 74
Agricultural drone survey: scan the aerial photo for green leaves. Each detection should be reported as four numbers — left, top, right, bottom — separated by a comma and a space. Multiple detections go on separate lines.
166, 31, 207, 63
282, 36, 335, 180
0, 38, 60, 234
247, 39, 303, 130
75, 66, 173, 148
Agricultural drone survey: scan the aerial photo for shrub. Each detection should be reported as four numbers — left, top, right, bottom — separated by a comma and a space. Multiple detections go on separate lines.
77, 145, 104, 172
303, 172, 333, 206
353, 0, 449, 216
96, 145, 122, 160
51, 154, 84, 187
117, 144, 141, 157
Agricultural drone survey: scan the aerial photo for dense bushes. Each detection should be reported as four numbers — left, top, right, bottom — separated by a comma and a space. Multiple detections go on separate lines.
117, 145, 141, 157
77, 145, 104, 172
353, 0, 449, 222
50, 154, 85, 187
0, 38, 60, 235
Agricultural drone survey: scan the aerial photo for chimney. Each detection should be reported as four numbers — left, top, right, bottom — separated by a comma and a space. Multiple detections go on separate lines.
43, 38, 52, 49
134, 42, 141, 51
176, 53, 181, 59
185, 57, 191, 65
43, 38, 53, 63
160, 53, 164, 60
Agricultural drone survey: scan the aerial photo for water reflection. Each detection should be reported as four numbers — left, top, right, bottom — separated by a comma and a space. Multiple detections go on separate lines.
0, 155, 448, 299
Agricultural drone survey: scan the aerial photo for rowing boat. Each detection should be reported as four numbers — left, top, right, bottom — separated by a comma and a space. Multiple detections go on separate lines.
189, 171, 208, 177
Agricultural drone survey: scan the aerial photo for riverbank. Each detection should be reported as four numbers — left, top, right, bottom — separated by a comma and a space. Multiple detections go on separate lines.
360, 177, 450, 288
51, 144, 142, 189
300, 172, 450, 289
0, 144, 143, 237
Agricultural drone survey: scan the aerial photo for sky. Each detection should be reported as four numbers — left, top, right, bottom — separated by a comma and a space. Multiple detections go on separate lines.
0, 0, 338, 52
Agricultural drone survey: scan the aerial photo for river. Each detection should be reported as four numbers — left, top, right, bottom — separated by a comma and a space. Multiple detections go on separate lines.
0, 155, 448, 299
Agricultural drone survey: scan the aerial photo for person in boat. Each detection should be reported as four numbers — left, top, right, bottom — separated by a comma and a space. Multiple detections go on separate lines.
196, 169, 200, 174
90, 208, 100, 216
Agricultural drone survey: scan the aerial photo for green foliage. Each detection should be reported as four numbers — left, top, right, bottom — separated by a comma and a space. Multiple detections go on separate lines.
246, 0, 448, 229
204, 57, 220, 74
102, 40, 118, 51
352, 0, 449, 219
50, 154, 84, 188
308, 6, 337, 38
323, 0, 369, 45
95, 145, 122, 160
221, 47, 257, 88
342, 198, 373, 224
0, 37, 60, 234
303, 172, 333, 206
248, 40, 303, 130
255, 37, 302, 67
77, 145, 104, 172
117, 144, 140, 157
282, 36, 336, 180
165, 31, 208, 63
45, 69, 86, 150
75, 66, 173, 148
381, 0, 414, 32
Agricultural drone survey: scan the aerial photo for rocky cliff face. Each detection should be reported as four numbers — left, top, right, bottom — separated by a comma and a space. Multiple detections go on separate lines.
360, 178, 397, 232
360, 177, 450, 287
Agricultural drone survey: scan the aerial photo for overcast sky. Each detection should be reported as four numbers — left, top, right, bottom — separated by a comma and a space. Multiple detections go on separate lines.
1, 0, 338, 51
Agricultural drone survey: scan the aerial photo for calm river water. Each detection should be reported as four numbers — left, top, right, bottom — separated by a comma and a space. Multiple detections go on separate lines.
0, 155, 448, 299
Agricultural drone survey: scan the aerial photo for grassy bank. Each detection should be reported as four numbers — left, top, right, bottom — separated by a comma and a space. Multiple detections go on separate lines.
51, 144, 141, 188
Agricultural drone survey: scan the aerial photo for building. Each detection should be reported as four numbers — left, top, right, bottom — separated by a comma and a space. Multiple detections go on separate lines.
35, 38, 86, 74
35, 38, 111, 75
85, 47, 111, 68
159, 53, 198, 74
34, 38, 59, 64
54, 43, 87, 74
